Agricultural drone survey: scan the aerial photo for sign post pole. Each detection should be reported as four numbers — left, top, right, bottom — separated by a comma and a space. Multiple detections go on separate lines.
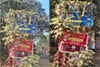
32, 41, 34, 56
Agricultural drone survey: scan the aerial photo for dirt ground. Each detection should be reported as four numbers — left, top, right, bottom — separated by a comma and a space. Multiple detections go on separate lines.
39, 57, 49, 67
92, 52, 100, 67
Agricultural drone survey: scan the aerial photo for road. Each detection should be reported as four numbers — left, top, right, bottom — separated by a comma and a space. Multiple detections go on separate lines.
39, 56, 49, 67
92, 52, 100, 67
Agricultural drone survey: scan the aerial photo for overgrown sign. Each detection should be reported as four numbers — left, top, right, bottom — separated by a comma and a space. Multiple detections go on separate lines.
59, 31, 88, 53
1, 0, 48, 67
10, 38, 33, 58
56, 1, 93, 27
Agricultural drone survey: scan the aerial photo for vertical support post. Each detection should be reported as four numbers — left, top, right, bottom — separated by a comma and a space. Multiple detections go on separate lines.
86, 35, 88, 51
64, 53, 66, 63
32, 40, 34, 56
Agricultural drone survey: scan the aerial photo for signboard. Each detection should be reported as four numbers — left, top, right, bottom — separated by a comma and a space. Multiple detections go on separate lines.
10, 38, 33, 58
59, 31, 88, 53
27, 22, 37, 34
62, 1, 93, 27
17, 13, 37, 35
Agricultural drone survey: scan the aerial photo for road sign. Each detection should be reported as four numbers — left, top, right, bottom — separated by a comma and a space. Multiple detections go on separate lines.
10, 38, 33, 58
59, 31, 88, 53
62, 2, 93, 27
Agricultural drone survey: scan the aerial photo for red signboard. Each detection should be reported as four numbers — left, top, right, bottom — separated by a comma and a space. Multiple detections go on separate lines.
59, 31, 88, 53
10, 38, 33, 58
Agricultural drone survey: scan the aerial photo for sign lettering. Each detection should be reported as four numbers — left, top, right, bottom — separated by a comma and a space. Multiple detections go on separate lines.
59, 31, 88, 53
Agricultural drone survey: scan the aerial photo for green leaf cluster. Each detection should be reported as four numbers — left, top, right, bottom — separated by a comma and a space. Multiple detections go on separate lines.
1, 10, 35, 47
18, 54, 40, 67
68, 50, 94, 67
50, 0, 98, 40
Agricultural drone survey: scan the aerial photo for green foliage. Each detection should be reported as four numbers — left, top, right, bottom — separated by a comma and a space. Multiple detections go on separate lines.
51, 50, 95, 67
50, 0, 59, 18
35, 34, 49, 50
0, 0, 49, 66
49, 62, 53, 66
18, 54, 40, 67
0, 10, 35, 47
50, 0, 99, 67
1, 0, 49, 46
50, 0, 99, 40
68, 50, 94, 67
50, 17, 65, 40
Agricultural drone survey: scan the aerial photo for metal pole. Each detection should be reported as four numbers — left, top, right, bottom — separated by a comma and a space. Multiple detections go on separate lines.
32, 40, 34, 56
99, 0, 100, 66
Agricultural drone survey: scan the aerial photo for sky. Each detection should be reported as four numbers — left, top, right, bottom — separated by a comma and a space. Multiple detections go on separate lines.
38, 0, 49, 16
34, 0, 49, 43
38, 0, 49, 35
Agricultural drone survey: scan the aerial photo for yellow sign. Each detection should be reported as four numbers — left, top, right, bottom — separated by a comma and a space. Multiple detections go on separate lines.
19, 44, 30, 48
68, 37, 83, 42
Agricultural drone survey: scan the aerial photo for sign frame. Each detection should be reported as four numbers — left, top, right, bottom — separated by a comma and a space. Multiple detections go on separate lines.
10, 38, 33, 58
59, 33, 88, 53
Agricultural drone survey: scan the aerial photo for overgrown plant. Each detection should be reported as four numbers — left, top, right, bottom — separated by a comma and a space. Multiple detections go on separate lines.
18, 54, 40, 67
1, 0, 49, 67
53, 51, 73, 67
1, 9, 40, 67
50, 0, 99, 67
52, 50, 94, 67
50, 0, 97, 40
1, 9, 38, 67
1, 9, 36, 46
68, 50, 94, 67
